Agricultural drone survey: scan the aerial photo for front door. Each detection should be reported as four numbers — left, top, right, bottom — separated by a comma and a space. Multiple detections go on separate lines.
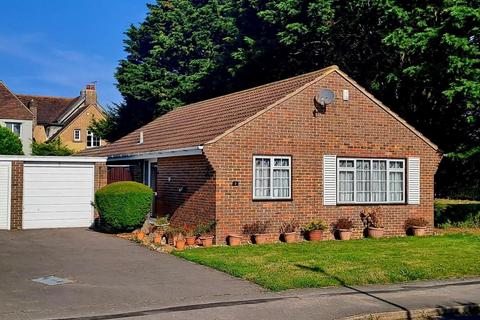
148, 161, 158, 218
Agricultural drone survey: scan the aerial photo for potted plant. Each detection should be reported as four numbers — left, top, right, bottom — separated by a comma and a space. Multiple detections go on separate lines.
175, 233, 186, 250
333, 218, 354, 240
360, 207, 384, 238
228, 234, 242, 246
303, 219, 328, 241
183, 224, 197, 246
243, 221, 270, 244
196, 221, 215, 247
279, 219, 300, 243
404, 217, 428, 236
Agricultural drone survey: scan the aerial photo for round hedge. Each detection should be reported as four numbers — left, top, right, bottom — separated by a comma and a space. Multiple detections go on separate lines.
0, 126, 23, 155
95, 181, 154, 231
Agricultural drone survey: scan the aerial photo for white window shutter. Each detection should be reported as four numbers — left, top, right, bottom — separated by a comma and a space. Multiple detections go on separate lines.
408, 157, 420, 204
323, 155, 337, 205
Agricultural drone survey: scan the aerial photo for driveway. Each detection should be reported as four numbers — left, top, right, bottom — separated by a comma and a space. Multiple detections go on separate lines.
0, 229, 265, 320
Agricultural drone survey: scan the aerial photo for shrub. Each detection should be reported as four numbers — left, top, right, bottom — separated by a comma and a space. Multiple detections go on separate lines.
32, 139, 74, 156
194, 221, 216, 237
435, 199, 480, 228
0, 126, 23, 155
279, 219, 299, 234
183, 224, 196, 237
303, 219, 328, 232
404, 217, 429, 230
360, 207, 383, 228
95, 181, 153, 231
333, 218, 354, 230
243, 220, 270, 235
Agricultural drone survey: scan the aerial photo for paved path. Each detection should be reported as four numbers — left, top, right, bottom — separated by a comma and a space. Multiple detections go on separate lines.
1, 229, 479, 320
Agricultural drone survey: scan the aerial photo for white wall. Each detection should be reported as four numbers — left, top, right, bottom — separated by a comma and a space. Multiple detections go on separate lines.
0, 119, 33, 155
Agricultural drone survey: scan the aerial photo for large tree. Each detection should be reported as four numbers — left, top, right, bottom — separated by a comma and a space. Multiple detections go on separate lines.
94, 0, 479, 197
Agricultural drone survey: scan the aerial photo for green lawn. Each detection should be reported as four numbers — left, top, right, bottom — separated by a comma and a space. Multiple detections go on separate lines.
173, 234, 480, 291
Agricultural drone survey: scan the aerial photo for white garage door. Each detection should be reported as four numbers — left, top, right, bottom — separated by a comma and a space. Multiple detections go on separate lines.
0, 162, 11, 230
23, 162, 95, 229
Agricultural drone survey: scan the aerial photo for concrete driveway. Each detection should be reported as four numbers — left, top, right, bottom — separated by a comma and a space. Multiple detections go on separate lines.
0, 229, 265, 320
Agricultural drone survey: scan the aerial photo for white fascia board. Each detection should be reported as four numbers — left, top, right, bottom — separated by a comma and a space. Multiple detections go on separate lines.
0, 155, 107, 163
107, 146, 203, 161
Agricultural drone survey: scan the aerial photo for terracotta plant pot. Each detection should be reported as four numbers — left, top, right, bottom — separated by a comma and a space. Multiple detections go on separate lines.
136, 231, 145, 241
412, 226, 426, 237
175, 239, 186, 250
228, 234, 241, 246
338, 229, 352, 240
200, 236, 214, 247
367, 227, 384, 238
185, 236, 196, 246
253, 234, 267, 245
283, 232, 297, 243
153, 234, 162, 244
308, 230, 323, 241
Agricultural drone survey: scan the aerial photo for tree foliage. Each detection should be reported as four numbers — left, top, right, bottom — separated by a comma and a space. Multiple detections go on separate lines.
32, 139, 74, 156
0, 126, 23, 155
94, 0, 480, 197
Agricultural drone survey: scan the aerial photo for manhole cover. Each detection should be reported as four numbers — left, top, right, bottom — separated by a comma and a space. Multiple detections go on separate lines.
32, 276, 74, 286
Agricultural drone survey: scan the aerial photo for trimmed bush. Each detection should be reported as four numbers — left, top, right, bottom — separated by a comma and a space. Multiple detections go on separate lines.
435, 199, 480, 228
95, 181, 154, 231
0, 126, 23, 155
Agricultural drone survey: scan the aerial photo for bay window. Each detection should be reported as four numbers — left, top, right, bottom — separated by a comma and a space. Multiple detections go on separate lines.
337, 158, 404, 204
253, 156, 291, 199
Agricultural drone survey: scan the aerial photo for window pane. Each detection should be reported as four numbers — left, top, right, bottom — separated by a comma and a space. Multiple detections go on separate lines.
372, 160, 387, 202
389, 171, 404, 201
338, 171, 354, 202
356, 160, 371, 202
273, 168, 290, 198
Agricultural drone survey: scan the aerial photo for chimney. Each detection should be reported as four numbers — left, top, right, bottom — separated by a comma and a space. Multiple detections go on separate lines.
84, 83, 97, 106
28, 99, 37, 127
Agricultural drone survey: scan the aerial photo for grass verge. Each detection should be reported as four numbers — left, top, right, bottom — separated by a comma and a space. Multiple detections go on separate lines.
173, 234, 480, 291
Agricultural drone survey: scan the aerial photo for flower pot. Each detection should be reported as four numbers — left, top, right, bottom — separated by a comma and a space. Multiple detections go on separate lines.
367, 227, 384, 238
308, 230, 323, 241
283, 232, 297, 243
136, 231, 145, 241
412, 226, 426, 237
228, 234, 241, 246
338, 229, 352, 240
154, 234, 162, 244
175, 239, 186, 250
253, 234, 267, 245
200, 236, 214, 247
185, 236, 196, 246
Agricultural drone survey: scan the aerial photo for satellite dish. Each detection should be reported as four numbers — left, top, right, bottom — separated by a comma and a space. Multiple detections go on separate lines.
315, 88, 335, 106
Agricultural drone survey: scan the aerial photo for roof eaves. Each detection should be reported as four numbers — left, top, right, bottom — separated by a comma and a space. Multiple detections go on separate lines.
203, 65, 339, 146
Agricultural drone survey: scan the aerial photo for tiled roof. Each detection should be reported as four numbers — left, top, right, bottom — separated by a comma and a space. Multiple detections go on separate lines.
16, 94, 80, 125
80, 66, 335, 158
0, 81, 34, 120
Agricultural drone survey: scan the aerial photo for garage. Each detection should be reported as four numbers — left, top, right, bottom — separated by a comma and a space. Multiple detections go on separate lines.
0, 162, 11, 230
0, 156, 106, 230
23, 162, 95, 229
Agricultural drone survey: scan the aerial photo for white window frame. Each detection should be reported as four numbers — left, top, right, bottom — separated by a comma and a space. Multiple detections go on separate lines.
5, 122, 21, 136
86, 130, 101, 148
337, 158, 405, 204
73, 129, 81, 142
252, 155, 292, 200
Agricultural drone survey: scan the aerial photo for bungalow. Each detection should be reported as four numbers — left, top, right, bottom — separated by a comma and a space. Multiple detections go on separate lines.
80, 66, 442, 242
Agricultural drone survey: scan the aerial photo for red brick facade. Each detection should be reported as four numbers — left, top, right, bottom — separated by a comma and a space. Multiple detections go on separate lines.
157, 71, 441, 243
157, 155, 216, 226
10, 161, 23, 230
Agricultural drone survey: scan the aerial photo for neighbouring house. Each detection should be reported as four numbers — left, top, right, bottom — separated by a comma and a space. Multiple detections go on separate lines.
0, 81, 106, 154
79, 66, 442, 243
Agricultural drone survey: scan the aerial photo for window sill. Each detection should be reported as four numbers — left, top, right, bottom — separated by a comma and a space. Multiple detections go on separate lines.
253, 198, 293, 202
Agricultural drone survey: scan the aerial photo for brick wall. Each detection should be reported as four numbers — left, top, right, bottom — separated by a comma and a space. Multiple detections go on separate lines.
204, 71, 442, 243
10, 161, 23, 229
156, 155, 216, 227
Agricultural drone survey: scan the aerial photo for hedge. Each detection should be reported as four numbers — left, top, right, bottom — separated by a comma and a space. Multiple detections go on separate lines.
95, 181, 154, 231
435, 199, 480, 228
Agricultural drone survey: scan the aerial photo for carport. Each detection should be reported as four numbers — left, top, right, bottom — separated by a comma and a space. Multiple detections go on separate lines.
0, 156, 106, 230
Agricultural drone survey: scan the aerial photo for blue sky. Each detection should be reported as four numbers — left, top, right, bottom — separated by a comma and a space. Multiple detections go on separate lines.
0, 0, 152, 108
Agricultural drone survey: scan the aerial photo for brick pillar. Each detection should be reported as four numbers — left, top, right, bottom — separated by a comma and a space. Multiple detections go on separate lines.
94, 162, 108, 219
10, 161, 23, 230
